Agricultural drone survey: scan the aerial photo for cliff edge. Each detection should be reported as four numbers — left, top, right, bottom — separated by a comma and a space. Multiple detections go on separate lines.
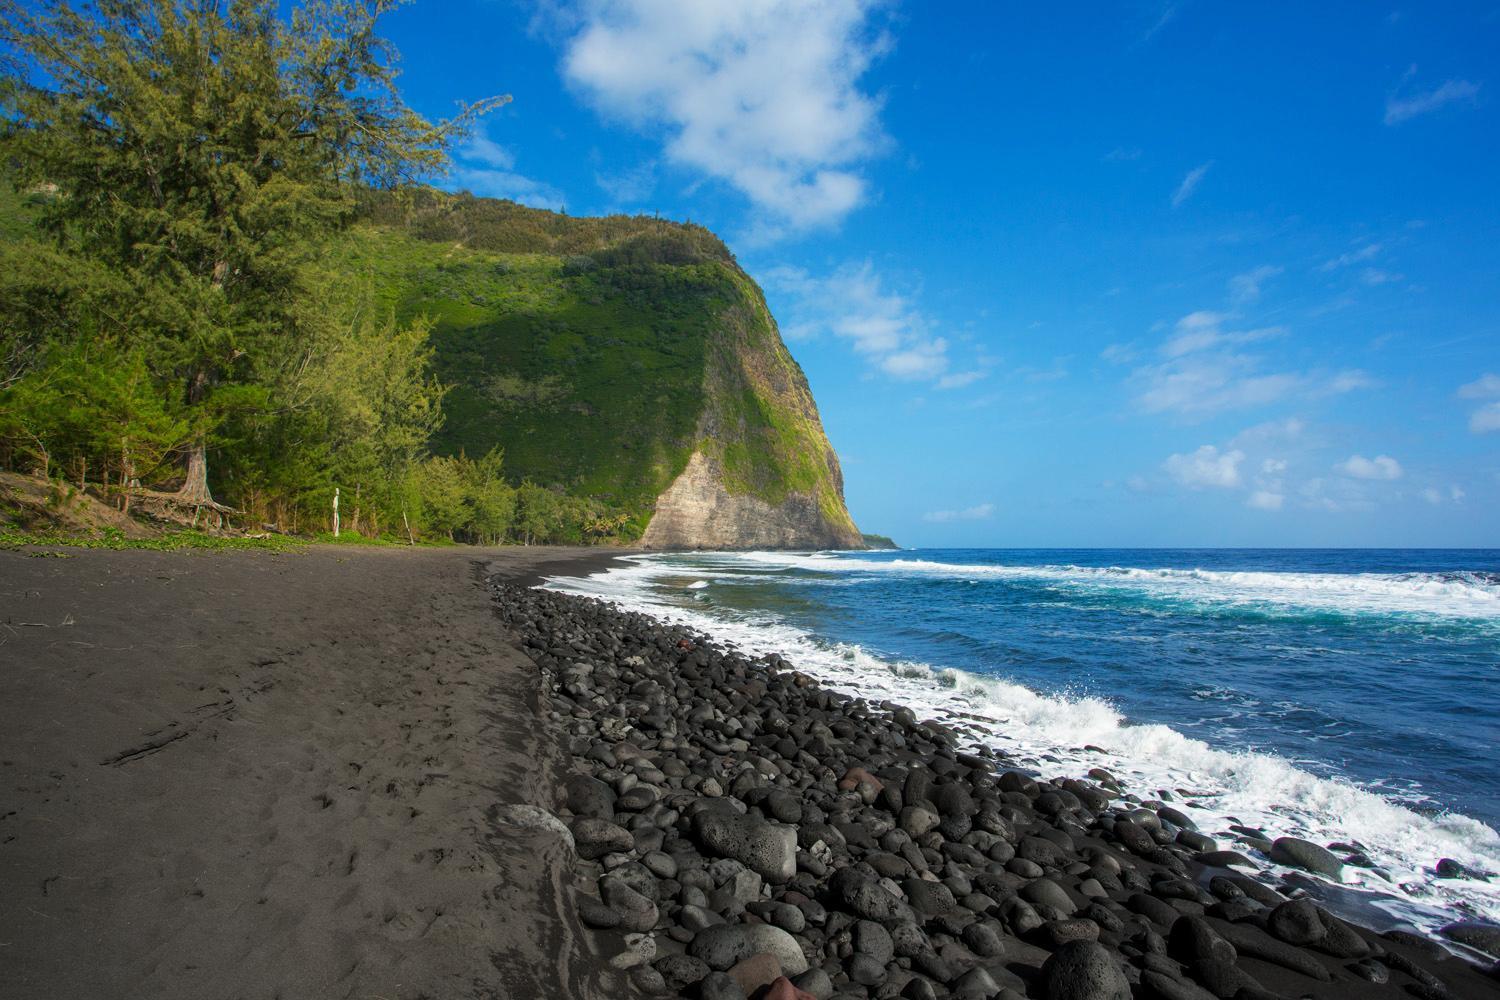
355, 191, 864, 550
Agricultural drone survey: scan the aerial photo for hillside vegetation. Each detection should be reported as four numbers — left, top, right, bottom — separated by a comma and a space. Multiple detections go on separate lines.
0, 1, 858, 548
343, 190, 856, 541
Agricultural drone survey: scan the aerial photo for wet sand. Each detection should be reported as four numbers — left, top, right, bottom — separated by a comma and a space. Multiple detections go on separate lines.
0, 544, 623, 1000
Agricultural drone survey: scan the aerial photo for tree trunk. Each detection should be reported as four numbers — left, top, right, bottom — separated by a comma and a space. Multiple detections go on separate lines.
176, 438, 214, 504
174, 369, 215, 505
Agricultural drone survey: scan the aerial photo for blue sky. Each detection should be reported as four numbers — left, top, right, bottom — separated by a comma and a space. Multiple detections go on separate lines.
384, 1, 1499, 547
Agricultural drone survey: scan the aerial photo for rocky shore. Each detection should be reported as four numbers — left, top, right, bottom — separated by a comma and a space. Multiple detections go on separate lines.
494, 581, 1500, 1000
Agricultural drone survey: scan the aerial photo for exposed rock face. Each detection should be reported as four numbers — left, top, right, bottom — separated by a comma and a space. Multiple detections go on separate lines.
640, 451, 861, 550
642, 278, 864, 550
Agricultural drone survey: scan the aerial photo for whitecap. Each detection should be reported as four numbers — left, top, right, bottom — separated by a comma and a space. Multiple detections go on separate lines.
543, 553, 1500, 935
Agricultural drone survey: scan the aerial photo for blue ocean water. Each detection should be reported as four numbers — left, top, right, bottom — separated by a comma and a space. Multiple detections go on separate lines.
549, 548, 1500, 930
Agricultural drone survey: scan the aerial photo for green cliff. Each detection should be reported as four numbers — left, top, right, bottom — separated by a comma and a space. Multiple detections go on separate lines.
349, 192, 863, 549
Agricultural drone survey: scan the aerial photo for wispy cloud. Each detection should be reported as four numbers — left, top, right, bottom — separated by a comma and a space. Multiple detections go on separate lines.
1171, 161, 1212, 208
1131, 312, 1373, 417
1105, 146, 1143, 162
1324, 370, 1379, 394
1229, 265, 1283, 304
1142, 2, 1183, 41
1458, 373, 1500, 398
1320, 242, 1382, 271
1471, 406, 1500, 432
1422, 485, 1466, 505
922, 503, 995, 523
1385, 73, 1482, 125
449, 131, 566, 210
594, 160, 657, 204
936, 370, 986, 390
1164, 445, 1244, 489
764, 262, 956, 383
556, 0, 892, 236
1336, 454, 1403, 480
1160, 311, 1285, 357
1460, 373, 1500, 432
1247, 490, 1284, 511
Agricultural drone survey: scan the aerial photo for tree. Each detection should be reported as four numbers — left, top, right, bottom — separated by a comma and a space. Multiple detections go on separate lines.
0, 340, 185, 503
463, 447, 515, 545
514, 480, 562, 546
0, 0, 506, 506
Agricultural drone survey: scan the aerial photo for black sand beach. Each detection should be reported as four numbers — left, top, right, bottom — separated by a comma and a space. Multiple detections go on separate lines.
2, 545, 1497, 1000
0, 544, 619, 1000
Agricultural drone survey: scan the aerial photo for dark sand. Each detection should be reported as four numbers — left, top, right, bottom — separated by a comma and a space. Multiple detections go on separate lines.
0, 544, 623, 1000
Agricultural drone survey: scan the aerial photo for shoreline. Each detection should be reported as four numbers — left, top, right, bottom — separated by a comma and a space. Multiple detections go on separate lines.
508, 571, 1500, 998
2, 544, 1495, 999
541, 549, 1500, 936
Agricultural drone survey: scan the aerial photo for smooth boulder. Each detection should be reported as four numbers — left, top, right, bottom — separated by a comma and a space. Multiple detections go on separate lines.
1268, 837, 1344, 880
690, 923, 811, 976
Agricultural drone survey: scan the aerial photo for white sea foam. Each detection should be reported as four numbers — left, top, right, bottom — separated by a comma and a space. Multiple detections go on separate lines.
544, 553, 1500, 935
731, 552, 1500, 621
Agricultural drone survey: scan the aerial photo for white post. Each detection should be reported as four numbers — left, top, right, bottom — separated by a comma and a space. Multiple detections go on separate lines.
333, 486, 340, 538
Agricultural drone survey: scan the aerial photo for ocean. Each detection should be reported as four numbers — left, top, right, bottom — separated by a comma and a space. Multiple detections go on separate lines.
545, 547, 1500, 934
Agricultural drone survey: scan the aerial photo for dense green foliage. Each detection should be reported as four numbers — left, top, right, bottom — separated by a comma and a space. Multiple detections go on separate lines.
0, 0, 584, 545
0, 1, 857, 548
343, 192, 859, 542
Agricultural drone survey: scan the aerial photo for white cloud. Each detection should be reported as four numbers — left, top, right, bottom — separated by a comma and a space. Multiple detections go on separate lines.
1136, 355, 1300, 416
1419, 485, 1466, 505
1458, 374, 1500, 433
1471, 402, 1500, 433
1360, 267, 1402, 286
763, 262, 954, 382
558, 0, 890, 234
882, 340, 950, 381
1336, 454, 1403, 480
1261, 458, 1288, 474
1229, 265, 1283, 304
923, 503, 995, 523
936, 370, 986, 390
1132, 313, 1372, 416
1160, 312, 1285, 358
1100, 342, 1140, 365
1320, 242, 1382, 271
1247, 490, 1284, 511
1164, 445, 1244, 489
1171, 161, 1212, 208
1458, 373, 1500, 398
449, 131, 566, 210
1299, 477, 1377, 513
1233, 418, 1305, 446
1325, 370, 1379, 394
595, 160, 658, 203
1385, 77, 1482, 125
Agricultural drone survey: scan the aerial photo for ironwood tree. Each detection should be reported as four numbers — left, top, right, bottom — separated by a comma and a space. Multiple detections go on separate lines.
0, 0, 505, 506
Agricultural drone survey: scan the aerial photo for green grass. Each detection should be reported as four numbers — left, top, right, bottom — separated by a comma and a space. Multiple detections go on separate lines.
0, 526, 303, 552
